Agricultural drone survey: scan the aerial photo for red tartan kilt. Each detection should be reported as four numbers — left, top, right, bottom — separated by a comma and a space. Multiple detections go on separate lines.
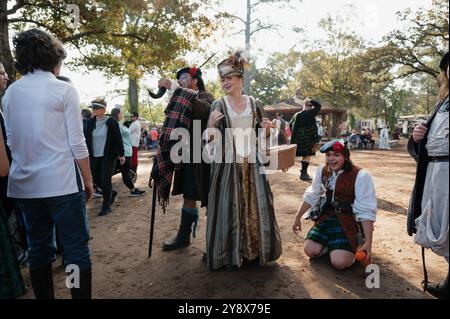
132, 146, 139, 167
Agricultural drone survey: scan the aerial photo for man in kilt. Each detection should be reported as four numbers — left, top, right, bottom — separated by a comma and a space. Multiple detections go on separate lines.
289, 98, 322, 181
155, 66, 214, 251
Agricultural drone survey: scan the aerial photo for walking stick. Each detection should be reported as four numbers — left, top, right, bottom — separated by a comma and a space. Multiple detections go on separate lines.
148, 180, 157, 258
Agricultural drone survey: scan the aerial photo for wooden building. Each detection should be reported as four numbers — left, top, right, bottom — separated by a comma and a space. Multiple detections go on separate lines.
264, 100, 347, 139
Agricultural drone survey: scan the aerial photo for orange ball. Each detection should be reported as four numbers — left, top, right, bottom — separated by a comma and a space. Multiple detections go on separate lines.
355, 250, 367, 262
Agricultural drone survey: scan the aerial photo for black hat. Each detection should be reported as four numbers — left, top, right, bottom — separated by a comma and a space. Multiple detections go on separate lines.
439, 51, 449, 71
305, 99, 321, 108
176, 66, 203, 80
320, 139, 349, 154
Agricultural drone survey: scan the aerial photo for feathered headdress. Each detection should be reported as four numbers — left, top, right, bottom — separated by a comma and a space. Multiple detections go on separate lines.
218, 51, 249, 79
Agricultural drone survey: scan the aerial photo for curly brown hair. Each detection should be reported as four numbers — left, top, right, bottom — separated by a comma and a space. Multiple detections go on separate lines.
13, 29, 67, 75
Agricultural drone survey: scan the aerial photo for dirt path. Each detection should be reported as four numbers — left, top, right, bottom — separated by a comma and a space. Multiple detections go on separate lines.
20, 139, 447, 299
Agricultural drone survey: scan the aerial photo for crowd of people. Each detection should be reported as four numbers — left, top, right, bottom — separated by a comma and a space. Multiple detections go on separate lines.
348, 128, 376, 150
141, 127, 160, 151
347, 125, 404, 150
0, 28, 448, 300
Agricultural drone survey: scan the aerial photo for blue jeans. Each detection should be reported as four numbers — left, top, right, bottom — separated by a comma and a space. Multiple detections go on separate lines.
16, 191, 91, 271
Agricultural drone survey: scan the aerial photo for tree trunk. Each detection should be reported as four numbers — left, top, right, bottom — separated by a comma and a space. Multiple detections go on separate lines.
243, 0, 251, 95
128, 77, 139, 114
0, 0, 14, 81
425, 83, 433, 114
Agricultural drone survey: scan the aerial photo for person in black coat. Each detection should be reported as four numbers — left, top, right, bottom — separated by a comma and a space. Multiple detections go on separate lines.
86, 98, 125, 216
81, 108, 92, 140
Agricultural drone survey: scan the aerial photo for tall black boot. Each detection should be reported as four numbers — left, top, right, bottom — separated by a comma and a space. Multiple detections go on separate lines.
424, 270, 449, 299
162, 208, 198, 251
29, 263, 54, 299
300, 161, 312, 181
70, 267, 92, 299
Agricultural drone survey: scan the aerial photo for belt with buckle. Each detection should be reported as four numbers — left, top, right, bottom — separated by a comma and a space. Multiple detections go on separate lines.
331, 201, 353, 214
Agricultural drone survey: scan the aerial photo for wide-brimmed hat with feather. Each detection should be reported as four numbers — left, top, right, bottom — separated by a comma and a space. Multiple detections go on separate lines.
217, 51, 248, 79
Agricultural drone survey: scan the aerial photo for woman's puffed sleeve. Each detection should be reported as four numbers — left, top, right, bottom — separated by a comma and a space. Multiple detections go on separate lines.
303, 165, 324, 206
353, 170, 377, 222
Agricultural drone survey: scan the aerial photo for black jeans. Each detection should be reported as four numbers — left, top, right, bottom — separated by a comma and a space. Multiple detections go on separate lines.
90, 157, 116, 209
119, 157, 134, 190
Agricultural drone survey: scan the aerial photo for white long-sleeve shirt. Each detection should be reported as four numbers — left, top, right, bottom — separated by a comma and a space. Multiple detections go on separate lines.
2, 70, 89, 198
129, 119, 141, 147
303, 164, 377, 222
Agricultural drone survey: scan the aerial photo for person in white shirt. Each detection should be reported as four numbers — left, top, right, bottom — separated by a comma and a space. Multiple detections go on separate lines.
379, 125, 391, 150
128, 112, 141, 180
316, 121, 324, 139
292, 139, 377, 270
2, 29, 93, 299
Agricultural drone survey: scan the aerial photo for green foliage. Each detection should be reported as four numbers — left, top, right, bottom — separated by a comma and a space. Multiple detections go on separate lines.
68, 1, 219, 78
121, 98, 166, 126
349, 113, 356, 130
251, 50, 301, 105
248, 0, 447, 124
204, 78, 224, 101
382, 86, 408, 130
4, 0, 221, 113
4, 0, 446, 125
139, 102, 167, 126
365, 0, 449, 81
406, 73, 439, 114
68, 0, 220, 112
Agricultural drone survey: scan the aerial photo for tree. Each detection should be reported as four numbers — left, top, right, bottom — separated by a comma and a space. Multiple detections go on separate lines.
366, 0, 449, 82
2, 1, 138, 80
250, 49, 300, 105
290, 12, 370, 109
1, 0, 220, 113
400, 73, 439, 115
414, 74, 439, 114
74, 1, 219, 113
382, 86, 408, 131
348, 113, 356, 130
137, 102, 167, 126
223, 0, 301, 94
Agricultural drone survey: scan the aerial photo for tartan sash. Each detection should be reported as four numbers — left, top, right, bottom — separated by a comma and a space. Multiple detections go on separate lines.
150, 88, 197, 210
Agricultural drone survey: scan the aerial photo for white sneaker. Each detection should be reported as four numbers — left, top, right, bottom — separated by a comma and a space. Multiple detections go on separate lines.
93, 189, 103, 198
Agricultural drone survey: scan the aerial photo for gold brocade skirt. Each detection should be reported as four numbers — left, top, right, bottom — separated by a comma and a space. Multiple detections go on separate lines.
238, 159, 260, 261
